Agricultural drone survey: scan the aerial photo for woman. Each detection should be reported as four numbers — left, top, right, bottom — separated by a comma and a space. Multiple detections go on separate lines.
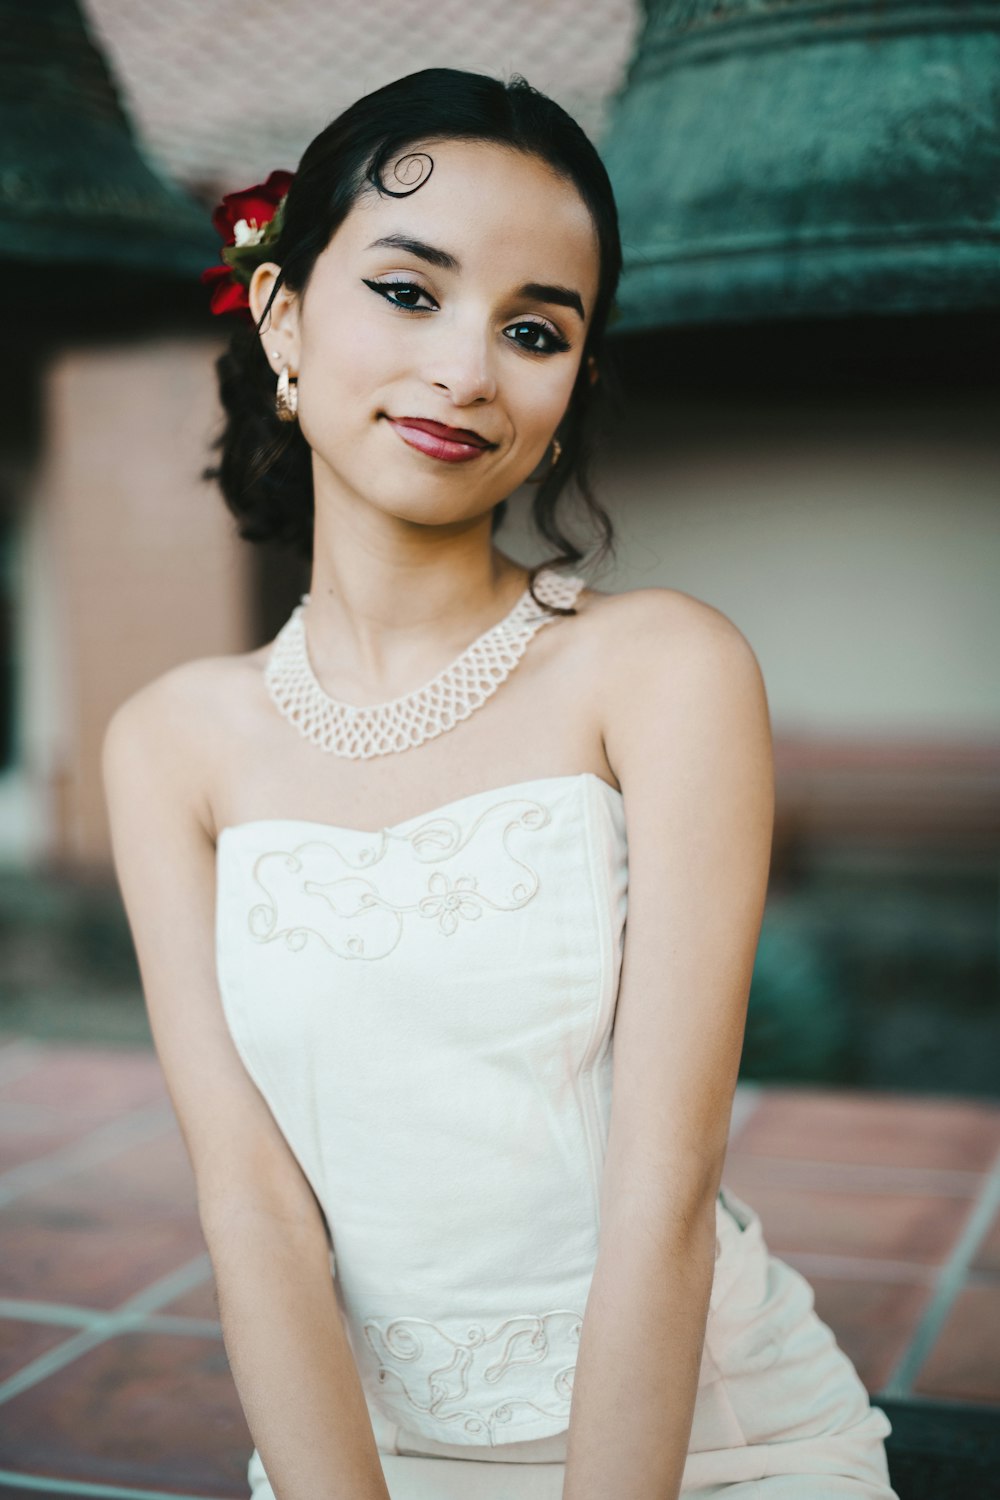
103, 67, 898, 1500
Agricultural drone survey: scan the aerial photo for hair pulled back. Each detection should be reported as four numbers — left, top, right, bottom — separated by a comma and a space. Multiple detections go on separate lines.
205, 67, 623, 586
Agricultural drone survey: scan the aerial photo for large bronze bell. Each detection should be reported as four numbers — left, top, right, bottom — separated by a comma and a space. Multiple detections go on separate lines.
600, 0, 1000, 330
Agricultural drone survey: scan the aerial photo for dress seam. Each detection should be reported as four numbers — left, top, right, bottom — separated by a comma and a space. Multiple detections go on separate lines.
574, 775, 613, 1237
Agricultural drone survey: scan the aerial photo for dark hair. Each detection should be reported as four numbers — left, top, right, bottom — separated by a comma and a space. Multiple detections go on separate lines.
205, 67, 623, 604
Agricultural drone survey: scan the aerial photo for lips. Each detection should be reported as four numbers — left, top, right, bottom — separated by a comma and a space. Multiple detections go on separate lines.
390, 416, 494, 448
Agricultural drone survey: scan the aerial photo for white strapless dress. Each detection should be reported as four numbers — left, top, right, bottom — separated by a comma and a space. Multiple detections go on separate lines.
215, 772, 897, 1498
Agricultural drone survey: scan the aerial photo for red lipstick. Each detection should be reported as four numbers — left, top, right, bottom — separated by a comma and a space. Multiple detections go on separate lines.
385, 415, 496, 464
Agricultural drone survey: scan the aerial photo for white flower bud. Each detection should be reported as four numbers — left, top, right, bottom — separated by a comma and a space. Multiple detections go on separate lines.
233, 218, 267, 247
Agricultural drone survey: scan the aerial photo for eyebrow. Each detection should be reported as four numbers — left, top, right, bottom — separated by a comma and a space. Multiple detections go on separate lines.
364, 234, 586, 322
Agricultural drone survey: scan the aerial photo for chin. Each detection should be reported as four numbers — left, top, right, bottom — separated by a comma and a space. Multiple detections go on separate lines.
377, 485, 491, 527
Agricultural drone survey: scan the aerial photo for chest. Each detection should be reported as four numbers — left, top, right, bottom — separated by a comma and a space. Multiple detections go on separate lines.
214, 773, 628, 1070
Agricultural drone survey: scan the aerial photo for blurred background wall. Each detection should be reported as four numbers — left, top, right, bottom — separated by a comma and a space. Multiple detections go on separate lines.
0, 0, 997, 1093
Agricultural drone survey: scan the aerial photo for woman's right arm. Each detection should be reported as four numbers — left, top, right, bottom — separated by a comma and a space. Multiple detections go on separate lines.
101, 664, 392, 1500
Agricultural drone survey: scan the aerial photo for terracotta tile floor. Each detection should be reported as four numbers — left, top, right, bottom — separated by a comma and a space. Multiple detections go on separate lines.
0, 1035, 998, 1498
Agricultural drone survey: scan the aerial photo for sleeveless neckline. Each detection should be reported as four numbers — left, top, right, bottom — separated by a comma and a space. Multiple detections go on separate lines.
264, 566, 587, 759
216, 769, 623, 844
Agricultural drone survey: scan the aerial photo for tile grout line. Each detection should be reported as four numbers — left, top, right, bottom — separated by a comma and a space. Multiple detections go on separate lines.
728, 1082, 764, 1146
0, 1467, 220, 1499
779, 1251, 938, 1283
0, 1322, 152, 1407
723, 1156, 989, 1196
0, 1255, 215, 1406
0, 1297, 222, 1339
0, 1298, 114, 1329
115, 1254, 217, 1317
878, 1140, 1000, 1398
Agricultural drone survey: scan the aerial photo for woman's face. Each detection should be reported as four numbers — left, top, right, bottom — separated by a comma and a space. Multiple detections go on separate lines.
253, 138, 601, 528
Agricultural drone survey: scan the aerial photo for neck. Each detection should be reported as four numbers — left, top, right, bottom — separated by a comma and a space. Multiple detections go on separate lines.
301, 508, 531, 704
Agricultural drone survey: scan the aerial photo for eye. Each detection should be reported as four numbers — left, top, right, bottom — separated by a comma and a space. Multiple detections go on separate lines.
363, 277, 437, 312
503, 320, 571, 357
365, 277, 569, 355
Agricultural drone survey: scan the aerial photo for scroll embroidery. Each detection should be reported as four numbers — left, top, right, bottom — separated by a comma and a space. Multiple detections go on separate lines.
361, 1308, 582, 1444
245, 797, 550, 961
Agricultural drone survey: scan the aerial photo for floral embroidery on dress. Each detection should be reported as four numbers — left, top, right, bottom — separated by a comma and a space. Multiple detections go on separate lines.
418, 871, 486, 933
361, 1308, 582, 1444
245, 797, 550, 961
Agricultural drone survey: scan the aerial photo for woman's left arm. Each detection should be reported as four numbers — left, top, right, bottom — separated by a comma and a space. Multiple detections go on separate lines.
562, 590, 775, 1500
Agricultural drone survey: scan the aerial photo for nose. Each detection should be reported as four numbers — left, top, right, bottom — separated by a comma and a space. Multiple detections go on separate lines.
422, 314, 498, 406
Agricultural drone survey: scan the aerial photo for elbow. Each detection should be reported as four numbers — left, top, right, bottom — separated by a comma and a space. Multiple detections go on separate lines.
598, 1175, 720, 1260
198, 1181, 326, 1257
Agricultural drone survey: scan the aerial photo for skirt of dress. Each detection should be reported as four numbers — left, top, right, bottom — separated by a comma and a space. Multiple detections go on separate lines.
246, 1185, 899, 1500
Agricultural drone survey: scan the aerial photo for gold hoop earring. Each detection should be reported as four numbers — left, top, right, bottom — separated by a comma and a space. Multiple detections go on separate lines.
275, 366, 299, 423
526, 436, 562, 485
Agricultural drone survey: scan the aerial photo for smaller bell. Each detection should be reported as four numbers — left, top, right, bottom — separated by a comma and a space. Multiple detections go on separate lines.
0, 0, 216, 285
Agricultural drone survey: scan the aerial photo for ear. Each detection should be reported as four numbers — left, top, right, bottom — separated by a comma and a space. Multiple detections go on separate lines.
249, 261, 301, 372
586, 353, 599, 387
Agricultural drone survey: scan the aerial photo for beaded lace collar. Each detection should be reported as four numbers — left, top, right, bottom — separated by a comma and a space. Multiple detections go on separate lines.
264, 566, 586, 759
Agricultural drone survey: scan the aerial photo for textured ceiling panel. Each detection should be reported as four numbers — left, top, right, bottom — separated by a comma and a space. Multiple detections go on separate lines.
82, 0, 639, 198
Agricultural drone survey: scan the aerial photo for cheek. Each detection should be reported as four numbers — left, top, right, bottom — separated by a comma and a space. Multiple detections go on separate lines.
296, 304, 396, 435
510, 369, 577, 441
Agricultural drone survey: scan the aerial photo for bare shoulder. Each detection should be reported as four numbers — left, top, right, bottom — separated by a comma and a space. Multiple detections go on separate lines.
578, 583, 772, 784
109, 647, 264, 727
104, 650, 260, 754
579, 581, 767, 700
581, 581, 759, 660
102, 651, 263, 837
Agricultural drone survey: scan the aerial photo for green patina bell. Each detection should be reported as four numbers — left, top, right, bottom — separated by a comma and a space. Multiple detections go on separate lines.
601, 0, 1000, 330
0, 0, 215, 280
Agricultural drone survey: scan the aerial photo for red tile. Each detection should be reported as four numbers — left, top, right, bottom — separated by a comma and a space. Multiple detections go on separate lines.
0, 1488, 78, 1500
0, 1045, 167, 1124
0, 1134, 205, 1309
0, 1490, 70, 1499
721, 1165, 974, 1265
735, 1089, 1000, 1172
721, 1146, 984, 1201
12, 1128, 197, 1218
915, 1283, 1000, 1404
43, 1128, 198, 1216
0, 1330, 250, 1495
798, 1275, 932, 1393
0, 1317, 76, 1382
0, 1085, 181, 1174
1, 1213, 207, 1310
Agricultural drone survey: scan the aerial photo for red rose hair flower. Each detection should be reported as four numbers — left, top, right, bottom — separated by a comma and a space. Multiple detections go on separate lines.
201, 169, 295, 322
